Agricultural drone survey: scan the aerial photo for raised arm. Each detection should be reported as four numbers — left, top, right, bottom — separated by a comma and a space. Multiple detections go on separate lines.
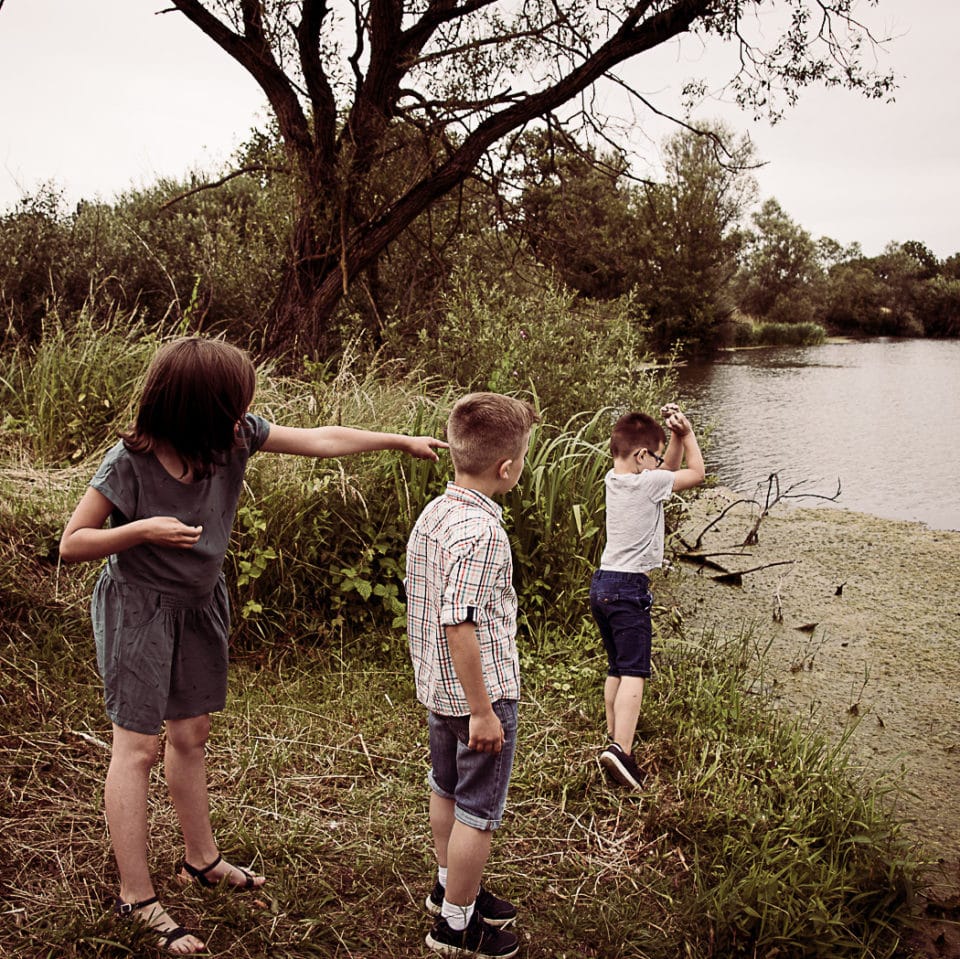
660, 406, 706, 493
260, 424, 447, 460
661, 403, 685, 471
59, 487, 202, 563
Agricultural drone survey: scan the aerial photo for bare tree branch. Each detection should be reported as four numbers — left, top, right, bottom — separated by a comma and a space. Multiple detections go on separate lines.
168, 1, 315, 172
296, 0, 338, 165
711, 560, 795, 587
157, 164, 289, 211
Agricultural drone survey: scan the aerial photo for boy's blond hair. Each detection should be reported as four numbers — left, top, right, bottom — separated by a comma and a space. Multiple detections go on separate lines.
447, 392, 540, 475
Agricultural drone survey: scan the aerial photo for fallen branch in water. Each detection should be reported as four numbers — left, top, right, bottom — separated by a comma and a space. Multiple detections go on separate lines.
677, 550, 750, 573
710, 559, 796, 587
674, 472, 841, 589
681, 472, 842, 552
742, 473, 842, 546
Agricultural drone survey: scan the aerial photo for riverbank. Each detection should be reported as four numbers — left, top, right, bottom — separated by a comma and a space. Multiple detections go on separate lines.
667, 490, 960, 954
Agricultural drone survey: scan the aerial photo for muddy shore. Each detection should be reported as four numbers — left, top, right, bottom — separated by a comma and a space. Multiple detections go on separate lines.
664, 490, 960, 954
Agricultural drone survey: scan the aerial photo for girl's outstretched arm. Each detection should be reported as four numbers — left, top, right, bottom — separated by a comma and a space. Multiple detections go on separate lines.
260, 424, 448, 460
59, 487, 202, 563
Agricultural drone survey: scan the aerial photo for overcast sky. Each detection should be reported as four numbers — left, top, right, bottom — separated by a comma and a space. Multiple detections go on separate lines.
1, 0, 957, 259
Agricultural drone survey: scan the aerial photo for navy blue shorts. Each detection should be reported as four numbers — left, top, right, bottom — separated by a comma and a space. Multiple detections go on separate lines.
427, 699, 518, 831
589, 569, 653, 678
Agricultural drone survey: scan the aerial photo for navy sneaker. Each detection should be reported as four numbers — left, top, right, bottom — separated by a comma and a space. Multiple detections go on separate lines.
426, 910, 519, 958
599, 742, 645, 789
425, 881, 517, 927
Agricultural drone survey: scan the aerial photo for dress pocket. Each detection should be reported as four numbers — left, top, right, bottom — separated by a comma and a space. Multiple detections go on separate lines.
118, 583, 163, 630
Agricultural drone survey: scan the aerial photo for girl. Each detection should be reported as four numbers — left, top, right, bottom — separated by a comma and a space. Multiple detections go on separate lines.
60, 336, 446, 954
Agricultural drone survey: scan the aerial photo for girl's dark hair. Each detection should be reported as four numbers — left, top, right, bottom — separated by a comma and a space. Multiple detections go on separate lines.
610, 412, 666, 459
121, 337, 257, 480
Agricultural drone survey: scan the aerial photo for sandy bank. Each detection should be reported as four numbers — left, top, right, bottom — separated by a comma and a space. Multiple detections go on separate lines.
664, 490, 960, 889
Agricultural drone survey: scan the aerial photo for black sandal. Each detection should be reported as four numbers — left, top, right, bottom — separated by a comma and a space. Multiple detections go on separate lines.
115, 896, 195, 952
180, 853, 258, 891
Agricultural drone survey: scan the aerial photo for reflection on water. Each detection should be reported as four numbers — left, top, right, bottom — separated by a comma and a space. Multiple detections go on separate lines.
675, 338, 960, 531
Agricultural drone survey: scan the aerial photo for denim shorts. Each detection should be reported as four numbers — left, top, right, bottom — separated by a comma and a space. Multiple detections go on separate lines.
589, 569, 653, 678
427, 698, 518, 831
91, 570, 231, 735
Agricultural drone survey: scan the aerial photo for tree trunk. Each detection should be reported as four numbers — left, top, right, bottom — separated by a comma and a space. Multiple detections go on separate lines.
262, 196, 341, 361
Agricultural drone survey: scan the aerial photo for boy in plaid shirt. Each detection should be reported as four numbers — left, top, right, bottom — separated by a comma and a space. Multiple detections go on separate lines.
406, 393, 539, 959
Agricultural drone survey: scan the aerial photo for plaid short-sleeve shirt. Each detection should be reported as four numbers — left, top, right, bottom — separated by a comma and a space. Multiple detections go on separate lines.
405, 482, 520, 716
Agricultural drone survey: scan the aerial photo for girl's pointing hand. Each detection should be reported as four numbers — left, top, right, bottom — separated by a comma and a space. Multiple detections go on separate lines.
405, 436, 449, 461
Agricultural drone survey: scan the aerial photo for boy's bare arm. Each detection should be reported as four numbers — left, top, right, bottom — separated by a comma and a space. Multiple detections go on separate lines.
658, 406, 706, 491
660, 405, 689, 470
672, 427, 706, 492
445, 622, 504, 754
261, 424, 447, 460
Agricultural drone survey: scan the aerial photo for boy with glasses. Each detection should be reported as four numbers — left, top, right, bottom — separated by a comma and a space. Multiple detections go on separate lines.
591, 404, 705, 789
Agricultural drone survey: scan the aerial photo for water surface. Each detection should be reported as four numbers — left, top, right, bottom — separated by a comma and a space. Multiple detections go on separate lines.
676, 339, 960, 531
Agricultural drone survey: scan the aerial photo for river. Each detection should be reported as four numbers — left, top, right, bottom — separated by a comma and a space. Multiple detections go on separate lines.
675, 338, 960, 531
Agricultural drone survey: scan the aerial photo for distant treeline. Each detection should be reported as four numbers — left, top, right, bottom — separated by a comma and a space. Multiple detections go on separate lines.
2, 124, 957, 366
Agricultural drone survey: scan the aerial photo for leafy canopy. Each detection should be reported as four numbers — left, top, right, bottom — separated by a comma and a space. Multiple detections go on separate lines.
164, 1, 895, 358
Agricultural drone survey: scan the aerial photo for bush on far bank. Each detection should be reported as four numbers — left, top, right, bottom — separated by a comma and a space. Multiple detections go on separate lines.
728, 317, 827, 348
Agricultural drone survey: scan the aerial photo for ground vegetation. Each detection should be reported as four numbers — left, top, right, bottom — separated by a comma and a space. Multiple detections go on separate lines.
0, 324, 921, 957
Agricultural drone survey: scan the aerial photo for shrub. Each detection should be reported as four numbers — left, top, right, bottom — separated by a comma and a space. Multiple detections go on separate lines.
0, 174, 290, 352
420, 265, 651, 423
914, 275, 960, 337
730, 320, 826, 348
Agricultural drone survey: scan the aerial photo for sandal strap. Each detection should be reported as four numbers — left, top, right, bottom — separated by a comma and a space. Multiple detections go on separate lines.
180, 854, 223, 887
160, 925, 191, 948
116, 895, 159, 916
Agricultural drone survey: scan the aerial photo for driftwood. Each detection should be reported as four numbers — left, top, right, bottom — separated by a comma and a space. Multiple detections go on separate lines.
676, 471, 842, 588
742, 473, 842, 546
710, 559, 795, 587
677, 551, 750, 573
683, 473, 841, 551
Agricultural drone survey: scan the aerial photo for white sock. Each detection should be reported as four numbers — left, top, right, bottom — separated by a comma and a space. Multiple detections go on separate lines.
441, 898, 475, 931
438, 866, 448, 888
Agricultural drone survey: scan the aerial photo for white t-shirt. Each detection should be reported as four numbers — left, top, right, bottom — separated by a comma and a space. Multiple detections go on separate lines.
599, 468, 675, 573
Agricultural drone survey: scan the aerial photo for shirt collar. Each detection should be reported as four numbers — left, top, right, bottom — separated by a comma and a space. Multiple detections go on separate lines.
444, 481, 502, 520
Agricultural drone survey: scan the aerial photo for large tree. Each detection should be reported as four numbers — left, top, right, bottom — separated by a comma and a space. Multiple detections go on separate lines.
635, 123, 757, 350
166, 0, 894, 359
736, 197, 822, 323
513, 129, 640, 300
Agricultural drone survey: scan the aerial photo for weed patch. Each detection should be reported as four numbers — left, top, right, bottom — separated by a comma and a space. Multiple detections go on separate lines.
3, 617, 917, 958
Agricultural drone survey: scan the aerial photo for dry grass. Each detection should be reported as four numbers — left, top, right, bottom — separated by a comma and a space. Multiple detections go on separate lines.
2, 612, 918, 958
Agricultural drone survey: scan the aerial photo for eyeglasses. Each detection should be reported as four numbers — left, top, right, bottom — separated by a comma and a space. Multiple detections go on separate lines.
635, 449, 665, 467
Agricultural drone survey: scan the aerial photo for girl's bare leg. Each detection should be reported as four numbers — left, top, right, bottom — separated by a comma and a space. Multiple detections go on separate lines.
165, 714, 265, 888
106, 725, 205, 954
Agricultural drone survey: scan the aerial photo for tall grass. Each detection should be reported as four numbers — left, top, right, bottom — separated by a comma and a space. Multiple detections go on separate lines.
649, 631, 913, 955
0, 308, 159, 465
